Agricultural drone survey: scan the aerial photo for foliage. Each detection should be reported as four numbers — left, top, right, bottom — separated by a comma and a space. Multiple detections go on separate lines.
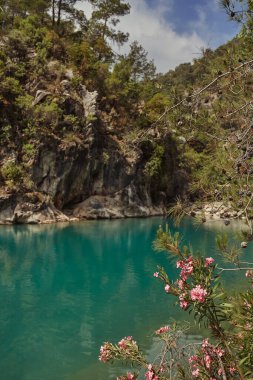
144, 145, 165, 177
1, 161, 25, 186
99, 226, 253, 379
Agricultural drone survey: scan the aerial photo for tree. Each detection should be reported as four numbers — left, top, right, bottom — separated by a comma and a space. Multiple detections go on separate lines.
0, 0, 49, 29
88, 0, 130, 48
52, 0, 85, 28
125, 41, 156, 81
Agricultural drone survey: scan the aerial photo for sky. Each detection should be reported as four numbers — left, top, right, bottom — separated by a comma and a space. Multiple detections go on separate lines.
78, 0, 240, 73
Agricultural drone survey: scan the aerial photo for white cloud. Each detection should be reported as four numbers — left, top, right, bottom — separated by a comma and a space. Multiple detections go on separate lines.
78, 0, 207, 73
77, 1, 93, 19
117, 0, 207, 73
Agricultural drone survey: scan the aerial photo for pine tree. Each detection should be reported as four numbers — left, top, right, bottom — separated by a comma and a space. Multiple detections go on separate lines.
89, 0, 130, 46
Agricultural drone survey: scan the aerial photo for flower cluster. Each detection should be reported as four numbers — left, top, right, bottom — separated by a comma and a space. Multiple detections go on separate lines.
155, 325, 170, 335
188, 338, 237, 379
99, 336, 141, 366
145, 364, 159, 380
99, 342, 114, 363
205, 257, 215, 267
190, 285, 208, 303
177, 256, 194, 281
118, 336, 137, 350
179, 293, 189, 309
158, 256, 214, 310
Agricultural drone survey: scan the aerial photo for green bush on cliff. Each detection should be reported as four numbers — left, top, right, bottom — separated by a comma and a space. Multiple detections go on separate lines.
1, 162, 25, 186
145, 145, 165, 177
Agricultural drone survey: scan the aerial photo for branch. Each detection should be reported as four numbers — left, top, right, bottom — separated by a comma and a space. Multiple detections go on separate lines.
225, 100, 253, 117
243, 193, 253, 213
218, 267, 253, 273
135, 57, 253, 143
154, 58, 253, 126
217, 354, 227, 380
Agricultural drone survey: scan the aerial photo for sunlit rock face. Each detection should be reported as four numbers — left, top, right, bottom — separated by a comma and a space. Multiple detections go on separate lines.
30, 123, 183, 222
0, 121, 183, 224
0, 60, 185, 224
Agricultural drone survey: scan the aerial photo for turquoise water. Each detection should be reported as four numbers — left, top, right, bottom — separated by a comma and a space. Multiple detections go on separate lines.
0, 217, 250, 380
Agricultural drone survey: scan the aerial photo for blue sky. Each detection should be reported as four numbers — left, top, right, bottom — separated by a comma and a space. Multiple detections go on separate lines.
79, 0, 240, 73
147, 0, 238, 44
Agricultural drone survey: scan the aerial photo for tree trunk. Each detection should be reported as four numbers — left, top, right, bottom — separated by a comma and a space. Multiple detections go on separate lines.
57, 0, 62, 26
52, 0, 55, 26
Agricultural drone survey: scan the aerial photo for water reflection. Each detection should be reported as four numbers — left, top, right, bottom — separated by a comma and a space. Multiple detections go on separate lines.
0, 218, 251, 380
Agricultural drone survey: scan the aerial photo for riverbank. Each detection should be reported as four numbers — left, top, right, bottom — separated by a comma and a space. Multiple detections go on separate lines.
0, 192, 249, 226
189, 201, 246, 224
0, 191, 167, 224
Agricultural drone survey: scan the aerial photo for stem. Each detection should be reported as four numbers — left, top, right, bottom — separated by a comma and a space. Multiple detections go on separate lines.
217, 354, 227, 380
218, 267, 253, 272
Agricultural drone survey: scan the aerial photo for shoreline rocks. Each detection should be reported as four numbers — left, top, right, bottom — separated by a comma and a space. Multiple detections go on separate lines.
0, 190, 168, 225
189, 201, 243, 224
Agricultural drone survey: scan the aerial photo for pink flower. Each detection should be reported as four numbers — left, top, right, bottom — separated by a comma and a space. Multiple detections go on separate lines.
99, 343, 112, 363
229, 367, 236, 374
218, 368, 222, 376
190, 285, 208, 303
177, 257, 194, 280
155, 325, 170, 334
204, 354, 212, 369
189, 355, 199, 364
165, 284, 171, 293
145, 370, 154, 380
145, 364, 158, 380
177, 279, 185, 289
192, 368, 200, 377
181, 266, 193, 280
118, 338, 127, 349
118, 336, 136, 350
127, 373, 135, 380
245, 270, 253, 277
202, 338, 209, 348
180, 300, 189, 309
215, 347, 224, 357
205, 257, 214, 267
153, 272, 159, 277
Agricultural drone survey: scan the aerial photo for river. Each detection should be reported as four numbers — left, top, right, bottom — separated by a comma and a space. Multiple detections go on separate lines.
0, 217, 250, 380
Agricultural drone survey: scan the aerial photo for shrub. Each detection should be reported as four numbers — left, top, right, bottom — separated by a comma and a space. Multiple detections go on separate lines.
1, 161, 25, 185
99, 226, 253, 379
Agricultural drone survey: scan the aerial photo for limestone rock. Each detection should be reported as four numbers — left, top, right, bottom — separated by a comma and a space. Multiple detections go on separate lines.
33, 90, 51, 106
81, 85, 98, 118
0, 192, 70, 224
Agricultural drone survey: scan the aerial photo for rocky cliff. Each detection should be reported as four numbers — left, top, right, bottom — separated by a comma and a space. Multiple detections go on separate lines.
0, 73, 183, 224
0, 122, 182, 224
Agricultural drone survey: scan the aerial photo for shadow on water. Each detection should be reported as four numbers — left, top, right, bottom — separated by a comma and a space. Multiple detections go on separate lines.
0, 217, 251, 380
